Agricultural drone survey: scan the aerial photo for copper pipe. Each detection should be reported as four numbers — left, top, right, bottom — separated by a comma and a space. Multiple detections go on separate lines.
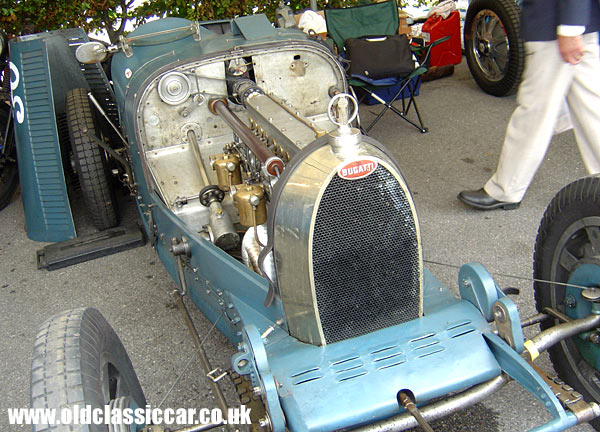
209, 98, 284, 176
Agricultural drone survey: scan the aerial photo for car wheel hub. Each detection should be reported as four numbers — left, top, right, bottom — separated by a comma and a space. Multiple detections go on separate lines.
472, 10, 509, 82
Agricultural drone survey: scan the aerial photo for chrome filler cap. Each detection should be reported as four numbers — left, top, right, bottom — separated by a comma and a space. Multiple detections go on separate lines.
328, 94, 361, 155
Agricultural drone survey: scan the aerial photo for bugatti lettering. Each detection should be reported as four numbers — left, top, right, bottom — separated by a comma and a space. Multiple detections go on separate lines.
338, 159, 378, 180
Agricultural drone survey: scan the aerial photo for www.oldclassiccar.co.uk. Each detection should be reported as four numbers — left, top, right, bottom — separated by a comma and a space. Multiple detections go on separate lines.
8, 405, 252, 427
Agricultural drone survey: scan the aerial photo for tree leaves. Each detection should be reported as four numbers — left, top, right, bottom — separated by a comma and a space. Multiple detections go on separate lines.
0, 0, 436, 43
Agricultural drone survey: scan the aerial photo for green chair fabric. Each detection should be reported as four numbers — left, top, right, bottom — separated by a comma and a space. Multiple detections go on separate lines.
325, 0, 399, 53
325, 0, 433, 133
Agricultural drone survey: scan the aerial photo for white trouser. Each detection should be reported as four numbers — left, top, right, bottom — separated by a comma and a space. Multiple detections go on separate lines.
484, 32, 600, 203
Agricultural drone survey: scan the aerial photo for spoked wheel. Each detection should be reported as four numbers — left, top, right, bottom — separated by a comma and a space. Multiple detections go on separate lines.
464, 0, 524, 96
31, 308, 146, 431
66, 88, 118, 230
0, 103, 18, 210
534, 176, 600, 430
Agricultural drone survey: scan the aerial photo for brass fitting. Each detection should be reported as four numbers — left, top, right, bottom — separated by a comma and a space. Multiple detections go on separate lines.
233, 184, 267, 227
211, 153, 242, 191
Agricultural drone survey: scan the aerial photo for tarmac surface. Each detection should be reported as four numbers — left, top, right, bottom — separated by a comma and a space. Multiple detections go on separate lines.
0, 59, 595, 432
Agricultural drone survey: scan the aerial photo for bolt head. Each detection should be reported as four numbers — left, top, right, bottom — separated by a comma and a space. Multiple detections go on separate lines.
565, 294, 577, 308
258, 415, 271, 429
493, 305, 506, 323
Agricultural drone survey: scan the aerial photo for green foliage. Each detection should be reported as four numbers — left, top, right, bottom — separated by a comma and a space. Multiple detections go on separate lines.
0, 0, 136, 41
131, 1, 367, 26
1, 0, 440, 42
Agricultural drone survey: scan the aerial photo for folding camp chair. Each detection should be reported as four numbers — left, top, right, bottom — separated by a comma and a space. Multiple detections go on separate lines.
325, 0, 448, 134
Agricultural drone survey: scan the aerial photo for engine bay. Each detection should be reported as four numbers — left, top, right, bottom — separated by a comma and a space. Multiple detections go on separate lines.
137, 45, 345, 243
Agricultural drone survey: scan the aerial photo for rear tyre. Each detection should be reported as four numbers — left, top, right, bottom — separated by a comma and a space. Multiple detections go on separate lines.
66, 88, 118, 230
534, 176, 600, 430
464, 0, 524, 96
0, 103, 18, 210
30, 308, 146, 431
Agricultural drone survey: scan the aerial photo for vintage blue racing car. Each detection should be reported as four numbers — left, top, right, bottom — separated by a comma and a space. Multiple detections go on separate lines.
9, 12, 600, 432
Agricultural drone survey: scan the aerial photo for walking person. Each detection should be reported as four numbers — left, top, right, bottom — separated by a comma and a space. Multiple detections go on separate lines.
458, 0, 600, 210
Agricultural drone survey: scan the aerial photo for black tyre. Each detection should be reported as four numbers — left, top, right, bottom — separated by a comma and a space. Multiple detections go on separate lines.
66, 88, 118, 230
30, 308, 146, 431
0, 103, 18, 210
534, 176, 600, 430
464, 0, 524, 96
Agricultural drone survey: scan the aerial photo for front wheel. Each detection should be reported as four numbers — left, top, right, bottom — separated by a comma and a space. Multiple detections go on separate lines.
464, 0, 524, 96
30, 308, 146, 431
534, 176, 600, 430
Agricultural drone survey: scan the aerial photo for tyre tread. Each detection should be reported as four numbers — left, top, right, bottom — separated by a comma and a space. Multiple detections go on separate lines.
533, 175, 600, 430
66, 88, 118, 231
464, 0, 524, 96
30, 308, 145, 432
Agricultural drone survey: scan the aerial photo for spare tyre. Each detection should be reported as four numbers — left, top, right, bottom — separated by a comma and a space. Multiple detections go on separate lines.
66, 88, 118, 230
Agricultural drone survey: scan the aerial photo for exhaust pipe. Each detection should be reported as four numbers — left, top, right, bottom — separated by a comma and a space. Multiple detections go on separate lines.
208, 98, 284, 176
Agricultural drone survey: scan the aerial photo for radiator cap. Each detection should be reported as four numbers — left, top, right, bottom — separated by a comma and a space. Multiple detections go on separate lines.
327, 94, 361, 155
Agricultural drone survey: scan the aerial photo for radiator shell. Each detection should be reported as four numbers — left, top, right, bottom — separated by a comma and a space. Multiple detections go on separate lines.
274, 138, 423, 345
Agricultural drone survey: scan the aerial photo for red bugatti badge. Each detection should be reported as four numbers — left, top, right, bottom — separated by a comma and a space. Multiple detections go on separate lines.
338, 158, 378, 180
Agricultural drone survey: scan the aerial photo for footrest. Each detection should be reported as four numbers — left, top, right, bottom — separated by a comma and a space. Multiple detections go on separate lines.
37, 225, 146, 271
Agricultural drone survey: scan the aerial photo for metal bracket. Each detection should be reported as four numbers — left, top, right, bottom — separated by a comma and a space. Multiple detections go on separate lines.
120, 22, 202, 58
191, 21, 202, 41
141, 203, 157, 247
528, 360, 600, 424
119, 34, 132, 57
458, 262, 499, 322
493, 297, 524, 353
208, 367, 228, 383
170, 236, 191, 296
87, 132, 134, 192
232, 325, 286, 432
170, 236, 191, 257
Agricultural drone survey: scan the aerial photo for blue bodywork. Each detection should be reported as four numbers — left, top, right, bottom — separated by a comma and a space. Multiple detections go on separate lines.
9, 30, 84, 241
10, 14, 595, 432
144, 185, 579, 431
106, 17, 583, 430
10, 28, 120, 242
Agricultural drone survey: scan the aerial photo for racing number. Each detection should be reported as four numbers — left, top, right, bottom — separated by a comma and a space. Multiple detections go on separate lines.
9, 61, 24, 124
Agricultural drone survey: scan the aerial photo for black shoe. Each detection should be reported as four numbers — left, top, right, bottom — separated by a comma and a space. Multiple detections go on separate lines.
457, 188, 521, 210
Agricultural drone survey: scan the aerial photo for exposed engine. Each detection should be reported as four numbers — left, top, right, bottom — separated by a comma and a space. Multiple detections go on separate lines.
136, 41, 423, 346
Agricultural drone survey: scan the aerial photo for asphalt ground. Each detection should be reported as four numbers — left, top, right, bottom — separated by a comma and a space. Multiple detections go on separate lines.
0, 59, 595, 432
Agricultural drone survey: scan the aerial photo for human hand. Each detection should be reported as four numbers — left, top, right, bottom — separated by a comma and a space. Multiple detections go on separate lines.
558, 35, 584, 64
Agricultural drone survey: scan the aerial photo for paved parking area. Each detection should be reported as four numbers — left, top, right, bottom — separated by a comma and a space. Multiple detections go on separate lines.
0, 60, 594, 431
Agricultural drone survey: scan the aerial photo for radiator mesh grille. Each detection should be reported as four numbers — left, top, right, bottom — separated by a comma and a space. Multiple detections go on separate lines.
312, 165, 421, 343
